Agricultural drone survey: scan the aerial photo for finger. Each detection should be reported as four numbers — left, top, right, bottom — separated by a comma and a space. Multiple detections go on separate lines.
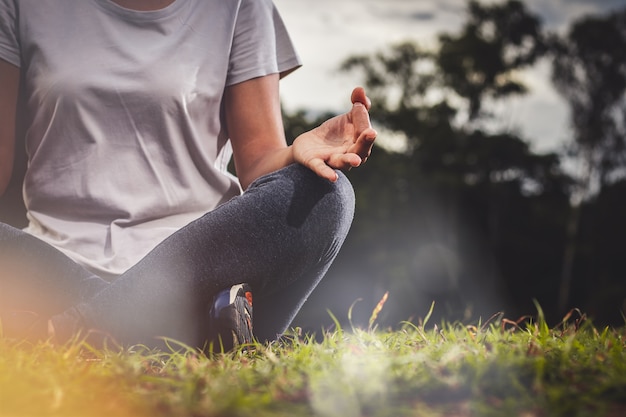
307, 158, 340, 182
327, 153, 362, 170
351, 102, 374, 141
351, 87, 371, 110
348, 127, 377, 160
357, 127, 377, 143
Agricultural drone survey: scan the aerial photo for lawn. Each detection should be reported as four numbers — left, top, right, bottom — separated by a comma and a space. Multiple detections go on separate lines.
1, 304, 625, 417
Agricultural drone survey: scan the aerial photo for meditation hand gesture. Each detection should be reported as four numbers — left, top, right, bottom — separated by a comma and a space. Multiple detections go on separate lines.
292, 87, 378, 182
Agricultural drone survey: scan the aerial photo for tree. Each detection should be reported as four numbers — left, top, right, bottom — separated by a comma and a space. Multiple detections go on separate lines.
437, 0, 546, 121
549, 8, 626, 313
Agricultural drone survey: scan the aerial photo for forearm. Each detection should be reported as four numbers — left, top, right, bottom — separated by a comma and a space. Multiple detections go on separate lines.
225, 74, 298, 190
234, 144, 295, 190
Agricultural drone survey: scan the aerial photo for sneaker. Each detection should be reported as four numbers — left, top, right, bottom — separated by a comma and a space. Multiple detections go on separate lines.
208, 283, 253, 351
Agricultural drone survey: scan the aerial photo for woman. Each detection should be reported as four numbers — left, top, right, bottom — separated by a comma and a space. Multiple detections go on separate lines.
0, 0, 376, 350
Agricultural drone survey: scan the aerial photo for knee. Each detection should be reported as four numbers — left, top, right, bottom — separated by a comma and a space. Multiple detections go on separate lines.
328, 170, 355, 234
280, 165, 355, 274
245, 163, 355, 242
283, 164, 355, 236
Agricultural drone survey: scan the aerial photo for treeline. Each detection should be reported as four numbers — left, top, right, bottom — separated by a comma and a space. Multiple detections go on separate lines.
286, 1, 626, 330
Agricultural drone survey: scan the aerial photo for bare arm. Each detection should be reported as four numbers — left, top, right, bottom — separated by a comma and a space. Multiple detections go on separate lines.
0, 58, 20, 197
224, 74, 377, 189
223, 74, 293, 190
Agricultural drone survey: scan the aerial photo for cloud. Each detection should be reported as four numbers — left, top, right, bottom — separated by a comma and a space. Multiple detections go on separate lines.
523, 0, 625, 32
566, 0, 625, 8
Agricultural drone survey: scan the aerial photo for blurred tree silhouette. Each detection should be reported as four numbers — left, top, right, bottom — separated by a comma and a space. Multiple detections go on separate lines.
549, 9, 626, 314
437, 0, 546, 120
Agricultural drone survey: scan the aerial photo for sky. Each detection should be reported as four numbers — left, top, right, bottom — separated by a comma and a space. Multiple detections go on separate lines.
273, 0, 626, 154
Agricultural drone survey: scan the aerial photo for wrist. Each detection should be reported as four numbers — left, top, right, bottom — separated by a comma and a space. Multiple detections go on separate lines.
286, 142, 296, 166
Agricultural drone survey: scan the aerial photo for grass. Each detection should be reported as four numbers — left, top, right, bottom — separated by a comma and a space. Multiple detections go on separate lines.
1, 304, 625, 417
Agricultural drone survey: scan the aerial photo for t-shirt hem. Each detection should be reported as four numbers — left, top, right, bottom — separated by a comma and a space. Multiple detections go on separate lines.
0, 46, 20, 67
226, 57, 302, 87
279, 56, 302, 79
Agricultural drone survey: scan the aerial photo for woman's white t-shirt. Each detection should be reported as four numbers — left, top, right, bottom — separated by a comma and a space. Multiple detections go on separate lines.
0, 0, 301, 280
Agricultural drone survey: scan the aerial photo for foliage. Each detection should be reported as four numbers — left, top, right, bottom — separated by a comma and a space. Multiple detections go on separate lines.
1, 309, 625, 417
550, 8, 626, 191
438, 0, 546, 120
547, 7, 626, 315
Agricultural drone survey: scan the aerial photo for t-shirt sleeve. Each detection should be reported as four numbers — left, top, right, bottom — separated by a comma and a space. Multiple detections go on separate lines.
0, 0, 20, 67
226, 0, 301, 86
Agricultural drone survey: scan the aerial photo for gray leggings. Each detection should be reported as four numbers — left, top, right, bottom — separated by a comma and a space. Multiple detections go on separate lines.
0, 164, 355, 348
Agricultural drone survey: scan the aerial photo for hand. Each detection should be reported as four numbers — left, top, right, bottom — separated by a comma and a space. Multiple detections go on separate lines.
292, 87, 377, 182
